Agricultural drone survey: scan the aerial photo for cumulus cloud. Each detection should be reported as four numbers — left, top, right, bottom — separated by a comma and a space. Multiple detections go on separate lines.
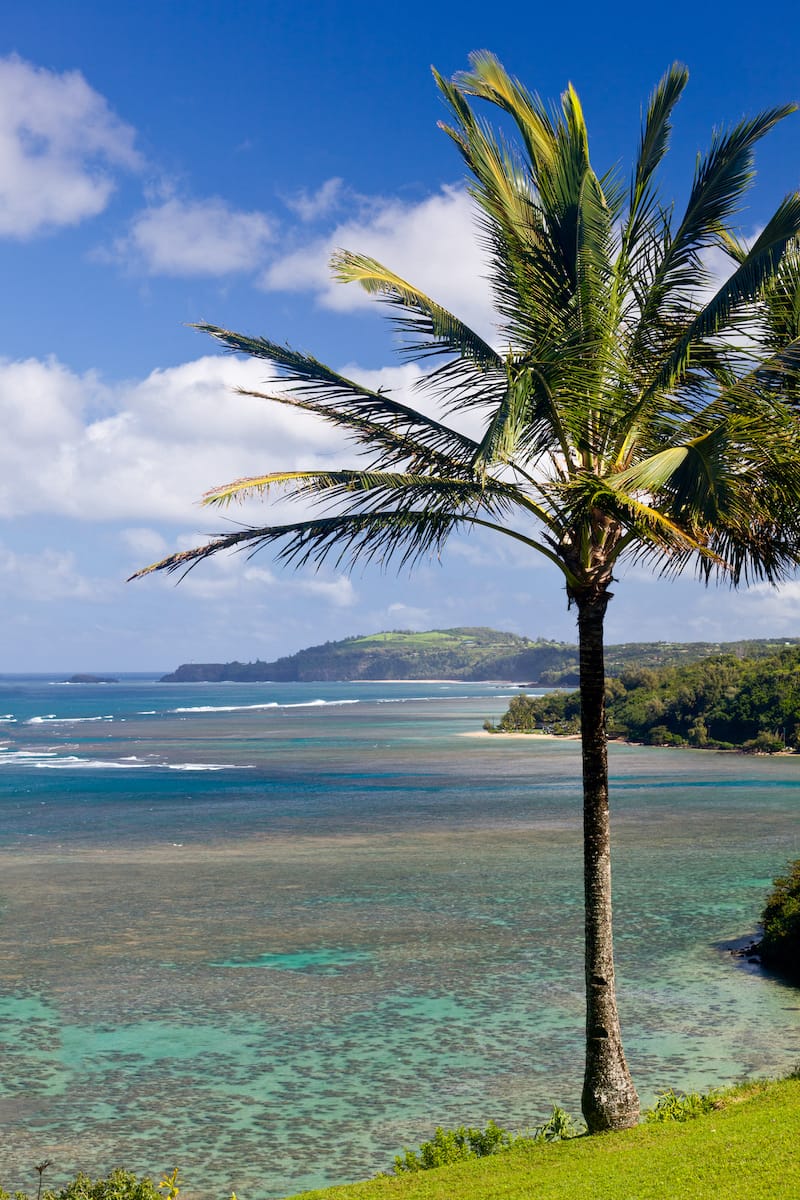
262, 185, 497, 343
284, 178, 345, 222
0, 541, 106, 601
0, 351, 389, 523
147, 537, 356, 607
114, 195, 275, 276
0, 54, 139, 238
121, 527, 170, 558
0, 349, 509, 547
383, 602, 431, 629
695, 579, 800, 638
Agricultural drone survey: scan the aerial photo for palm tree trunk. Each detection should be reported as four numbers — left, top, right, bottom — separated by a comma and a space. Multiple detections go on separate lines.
575, 586, 640, 1132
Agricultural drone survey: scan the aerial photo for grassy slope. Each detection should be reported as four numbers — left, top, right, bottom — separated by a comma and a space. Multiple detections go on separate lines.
289, 1080, 800, 1200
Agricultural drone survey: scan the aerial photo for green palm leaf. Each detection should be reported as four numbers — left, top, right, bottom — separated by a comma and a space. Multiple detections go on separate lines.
621, 63, 689, 261
330, 251, 503, 368
195, 324, 481, 463
233, 386, 481, 476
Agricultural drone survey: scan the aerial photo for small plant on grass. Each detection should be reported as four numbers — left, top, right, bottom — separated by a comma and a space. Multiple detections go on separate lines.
393, 1108, 582, 1173
394, 1120, 512, 1173
530, 1104, 584, 1142
48, 1170, 167, 1200
645, 1088, 721, 1122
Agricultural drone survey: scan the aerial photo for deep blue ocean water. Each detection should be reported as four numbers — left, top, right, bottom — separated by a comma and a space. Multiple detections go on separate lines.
0, 675, 799, 1198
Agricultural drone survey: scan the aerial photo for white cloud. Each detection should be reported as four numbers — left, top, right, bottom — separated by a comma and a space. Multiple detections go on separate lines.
147, 539, 356, 607
0, 351, 369, 524
296, 575, 356, 607
695, 579, 800, 638
382, 602, 431, 629
0, 541, 106, 601
115, 195, 275, 275
121, 527, 169, 558
285, 178, 344, 222
0, 349, 515, 527
0, 54, 139, 238
262, 185, 497, 343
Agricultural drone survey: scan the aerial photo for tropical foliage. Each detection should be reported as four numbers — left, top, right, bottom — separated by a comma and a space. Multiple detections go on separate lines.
493, 645, 800, 750
760, 859, 800, 980
393, 1109, 582, 1174
134, 55, 800, 1131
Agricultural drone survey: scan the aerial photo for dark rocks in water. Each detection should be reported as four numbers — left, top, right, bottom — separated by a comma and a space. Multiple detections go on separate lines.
730, 941, 762, 962
65, 674, 119, 684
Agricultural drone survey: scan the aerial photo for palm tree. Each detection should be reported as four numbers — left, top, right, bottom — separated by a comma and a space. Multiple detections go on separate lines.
134, 56, 800, 1132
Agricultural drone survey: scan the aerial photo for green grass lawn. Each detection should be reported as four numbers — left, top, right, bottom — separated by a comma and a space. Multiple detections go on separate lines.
289, 1079, 800, 1200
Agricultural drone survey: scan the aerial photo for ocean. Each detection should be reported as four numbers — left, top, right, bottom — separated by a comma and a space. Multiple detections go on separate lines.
0, 675, 798, 1198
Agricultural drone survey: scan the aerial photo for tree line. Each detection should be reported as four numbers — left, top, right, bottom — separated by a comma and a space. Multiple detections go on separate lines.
490, 646, 800, 752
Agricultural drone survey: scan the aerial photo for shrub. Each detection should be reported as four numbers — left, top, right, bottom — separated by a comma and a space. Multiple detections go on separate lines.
742, 731, 786, 754
394, 1120, 512, 1172
530, 1105, 583, 1142
2, 1170, 179, 1200
760, 860, 800, 981
646, 725, 686, 747
393, 1108, 581, 1173
49, 1173, 165, 1200
644, 1089, 720, 1123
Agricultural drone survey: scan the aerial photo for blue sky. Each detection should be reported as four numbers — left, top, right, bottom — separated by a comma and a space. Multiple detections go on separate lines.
3, 0, 800, 670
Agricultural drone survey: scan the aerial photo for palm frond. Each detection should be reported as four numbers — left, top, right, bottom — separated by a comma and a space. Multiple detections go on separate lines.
202, 467, 526, 523
443, 51, 558, 176
234, 387, 481, 476
559, 470, 709, 559
761, 240, 800, 353
195, 324, 482, 463
622, 62, 689, 260
649, 193, 800, 395
132, 509, 486, 580
629, 102, 797, 349
330, 251, 503, 367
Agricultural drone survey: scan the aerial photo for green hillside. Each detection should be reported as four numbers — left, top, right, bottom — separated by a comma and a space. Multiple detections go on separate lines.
160, 628, 576, 682
160, 630, 800, 683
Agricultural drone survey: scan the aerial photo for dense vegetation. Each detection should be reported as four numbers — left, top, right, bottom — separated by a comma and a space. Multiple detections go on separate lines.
760, 860, 800, 980
0, 1169, 176, 1200
161, 629, 800, 685
490, 646, 800, 751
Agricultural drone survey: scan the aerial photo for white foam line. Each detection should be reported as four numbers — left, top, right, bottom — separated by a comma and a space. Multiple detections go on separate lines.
26, 714, 114, 725
170, 699, 360, 713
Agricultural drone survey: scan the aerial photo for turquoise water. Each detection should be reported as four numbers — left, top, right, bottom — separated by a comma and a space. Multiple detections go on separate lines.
0, 676, 799, 1198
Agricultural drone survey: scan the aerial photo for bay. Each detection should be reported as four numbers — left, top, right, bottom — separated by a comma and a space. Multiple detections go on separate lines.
0, 675, 798, 1198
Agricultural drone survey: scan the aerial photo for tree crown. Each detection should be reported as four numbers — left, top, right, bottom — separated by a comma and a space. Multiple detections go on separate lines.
133, 56, 800, 600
